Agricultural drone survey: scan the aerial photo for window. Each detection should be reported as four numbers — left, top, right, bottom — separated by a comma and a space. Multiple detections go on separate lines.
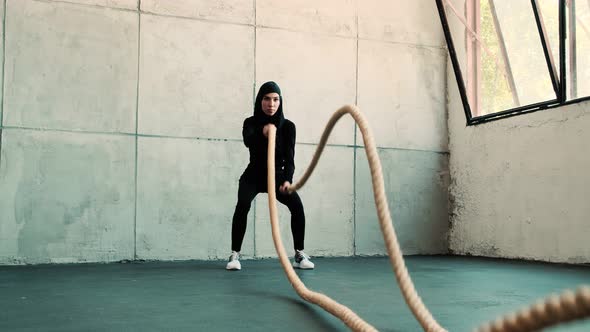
436, 0, 590, 124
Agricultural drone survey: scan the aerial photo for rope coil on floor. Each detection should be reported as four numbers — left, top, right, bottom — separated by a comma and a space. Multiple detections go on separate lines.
266, 104, 590, 332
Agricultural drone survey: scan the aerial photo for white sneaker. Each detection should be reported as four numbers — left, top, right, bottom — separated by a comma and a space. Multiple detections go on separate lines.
293, 250, 314, 269
226, 251, 241, 270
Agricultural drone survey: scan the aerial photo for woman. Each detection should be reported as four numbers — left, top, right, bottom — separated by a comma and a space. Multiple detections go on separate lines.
227, 81, 314, 271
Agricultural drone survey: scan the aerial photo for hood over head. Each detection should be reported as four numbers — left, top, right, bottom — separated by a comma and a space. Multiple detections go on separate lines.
254, 81, 285, 128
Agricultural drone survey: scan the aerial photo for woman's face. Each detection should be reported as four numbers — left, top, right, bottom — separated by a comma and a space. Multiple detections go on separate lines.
262, 92, 280, 116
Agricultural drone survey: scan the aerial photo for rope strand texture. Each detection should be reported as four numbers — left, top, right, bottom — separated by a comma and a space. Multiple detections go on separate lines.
266, 104, 590, 332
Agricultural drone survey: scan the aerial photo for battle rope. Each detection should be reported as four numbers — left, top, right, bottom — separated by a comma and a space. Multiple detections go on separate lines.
476, 287, 590, 332
266, 104, 590, 332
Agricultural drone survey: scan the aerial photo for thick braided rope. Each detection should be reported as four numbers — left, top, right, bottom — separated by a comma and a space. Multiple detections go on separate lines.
267, 125, 378, 332
268, 104, 443, 331
476, 286, 590, 332
268, 104, 590, 332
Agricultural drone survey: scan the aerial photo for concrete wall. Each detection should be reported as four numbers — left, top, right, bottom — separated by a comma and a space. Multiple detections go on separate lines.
448, 98, 590, 264
445, 1, 590, 264
0, 0, 449, 264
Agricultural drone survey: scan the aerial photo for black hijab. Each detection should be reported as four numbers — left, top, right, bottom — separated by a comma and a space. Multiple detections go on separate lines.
254, 81, 285, 128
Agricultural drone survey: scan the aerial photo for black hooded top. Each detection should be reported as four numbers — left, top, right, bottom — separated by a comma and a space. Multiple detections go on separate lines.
242, 81, 296, 184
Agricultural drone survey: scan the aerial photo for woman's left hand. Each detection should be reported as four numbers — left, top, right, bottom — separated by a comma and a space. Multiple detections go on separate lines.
279, 181, 291, 194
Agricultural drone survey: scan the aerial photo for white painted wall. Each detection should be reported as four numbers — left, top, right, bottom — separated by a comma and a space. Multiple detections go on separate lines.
0, 0, 449, 264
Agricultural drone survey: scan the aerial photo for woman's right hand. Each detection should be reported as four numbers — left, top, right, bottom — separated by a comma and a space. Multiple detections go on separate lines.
262, 124, 276, 138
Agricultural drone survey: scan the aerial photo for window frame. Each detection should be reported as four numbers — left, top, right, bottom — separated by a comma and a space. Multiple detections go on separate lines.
436, 0, 590, 125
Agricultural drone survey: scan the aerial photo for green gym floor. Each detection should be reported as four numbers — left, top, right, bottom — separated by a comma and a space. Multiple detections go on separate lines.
1, 256, 589, 332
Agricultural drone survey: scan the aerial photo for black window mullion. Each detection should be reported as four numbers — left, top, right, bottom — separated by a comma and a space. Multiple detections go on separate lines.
531, 0, 560, 97
559, 0, 567, 102
435, 0, 474, 123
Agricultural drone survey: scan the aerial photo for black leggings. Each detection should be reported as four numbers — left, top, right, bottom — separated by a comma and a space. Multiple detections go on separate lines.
231, 175, 305, 252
